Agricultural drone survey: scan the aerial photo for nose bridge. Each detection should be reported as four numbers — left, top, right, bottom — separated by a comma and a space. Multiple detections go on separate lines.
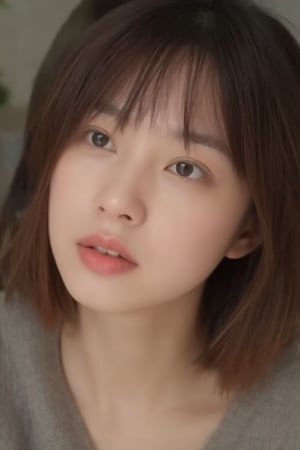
96, 142, 152, 224
111, 146, 151, 193
109, 126, 155, 192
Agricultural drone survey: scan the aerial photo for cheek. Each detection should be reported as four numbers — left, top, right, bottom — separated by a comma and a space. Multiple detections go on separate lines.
48, 155, 90, 224
153, 189, 249, 275
48, 157, 83, 250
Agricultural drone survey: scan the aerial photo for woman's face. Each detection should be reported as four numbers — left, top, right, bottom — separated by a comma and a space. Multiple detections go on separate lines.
48, 87, 257, 314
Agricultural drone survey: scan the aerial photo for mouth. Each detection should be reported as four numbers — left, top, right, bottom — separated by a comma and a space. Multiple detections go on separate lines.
77, 242, 137, 276
78, 234, 137, 265
89, 245, 123, 258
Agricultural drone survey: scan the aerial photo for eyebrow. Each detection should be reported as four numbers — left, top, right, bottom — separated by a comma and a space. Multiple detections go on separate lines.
98, 104, 230, 157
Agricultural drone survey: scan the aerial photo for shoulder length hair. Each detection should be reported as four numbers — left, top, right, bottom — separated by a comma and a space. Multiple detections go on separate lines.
1, 0, 300, 393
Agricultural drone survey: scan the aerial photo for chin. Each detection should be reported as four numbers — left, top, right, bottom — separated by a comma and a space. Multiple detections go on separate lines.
63, 284, 138, 315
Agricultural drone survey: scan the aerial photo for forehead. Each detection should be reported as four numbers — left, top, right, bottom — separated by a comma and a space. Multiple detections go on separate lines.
90, 68, 230, 160
160, 71, 222, 135
104, 61, 225, 139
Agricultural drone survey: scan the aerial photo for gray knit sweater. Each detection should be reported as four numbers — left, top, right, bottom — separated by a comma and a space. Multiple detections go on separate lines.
1, 292, 300, 450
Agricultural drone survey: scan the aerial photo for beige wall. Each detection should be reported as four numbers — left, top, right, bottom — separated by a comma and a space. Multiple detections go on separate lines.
0, 0, 78, 108
260, 0, 300, 39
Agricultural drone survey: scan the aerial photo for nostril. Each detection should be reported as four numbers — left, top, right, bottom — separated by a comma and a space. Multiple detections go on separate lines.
98, 206, 132, 221
119, 214, 132, 221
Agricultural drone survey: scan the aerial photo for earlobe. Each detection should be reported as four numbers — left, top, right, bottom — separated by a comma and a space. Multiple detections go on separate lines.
225, 213, 262, 260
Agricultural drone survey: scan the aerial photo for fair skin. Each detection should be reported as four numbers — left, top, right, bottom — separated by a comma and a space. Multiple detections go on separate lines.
48, 85, 259, 449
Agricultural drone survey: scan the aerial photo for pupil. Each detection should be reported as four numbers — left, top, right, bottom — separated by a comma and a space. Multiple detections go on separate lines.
92, 132, 108, 146
177, 162, 193, 176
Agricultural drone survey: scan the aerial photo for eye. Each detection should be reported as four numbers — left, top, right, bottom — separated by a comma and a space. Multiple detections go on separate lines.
167, 161, 206, 180
86, 129, 114, 151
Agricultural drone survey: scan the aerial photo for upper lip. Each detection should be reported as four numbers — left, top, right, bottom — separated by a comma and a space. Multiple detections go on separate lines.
78, 234, 137, 264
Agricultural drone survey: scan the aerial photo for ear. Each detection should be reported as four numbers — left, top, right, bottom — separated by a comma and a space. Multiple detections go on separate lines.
225, 209, 262, 260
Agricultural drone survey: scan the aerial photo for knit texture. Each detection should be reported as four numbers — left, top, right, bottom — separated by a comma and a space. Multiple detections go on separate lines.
1, 291, 300, 450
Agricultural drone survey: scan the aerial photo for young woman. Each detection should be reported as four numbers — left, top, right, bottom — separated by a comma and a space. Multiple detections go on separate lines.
1, 0, 300, 449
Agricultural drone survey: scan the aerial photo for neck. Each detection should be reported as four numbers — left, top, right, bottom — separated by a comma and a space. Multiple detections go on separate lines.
61, 293, 224, 414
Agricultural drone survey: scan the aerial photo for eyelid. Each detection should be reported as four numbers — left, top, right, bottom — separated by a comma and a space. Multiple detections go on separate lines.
84, 125, 110, 137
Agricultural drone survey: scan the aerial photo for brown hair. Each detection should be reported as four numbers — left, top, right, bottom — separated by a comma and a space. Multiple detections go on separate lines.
1, 0, 300, 392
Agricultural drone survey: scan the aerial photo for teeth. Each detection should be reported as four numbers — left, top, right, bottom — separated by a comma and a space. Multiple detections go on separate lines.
94, 246, 121, 258
94, 245, 106, 254
107, 249, 121, 258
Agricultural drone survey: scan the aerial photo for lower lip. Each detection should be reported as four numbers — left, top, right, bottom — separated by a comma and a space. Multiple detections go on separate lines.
78, 245, 137, 275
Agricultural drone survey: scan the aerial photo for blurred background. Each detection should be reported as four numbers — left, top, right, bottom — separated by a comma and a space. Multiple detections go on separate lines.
0, 0, 299, 206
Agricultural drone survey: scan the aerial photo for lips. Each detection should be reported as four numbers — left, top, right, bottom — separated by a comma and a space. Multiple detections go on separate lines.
78, 234, 137, 264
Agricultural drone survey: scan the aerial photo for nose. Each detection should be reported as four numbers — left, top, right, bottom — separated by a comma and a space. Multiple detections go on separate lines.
96, 170, 147, 227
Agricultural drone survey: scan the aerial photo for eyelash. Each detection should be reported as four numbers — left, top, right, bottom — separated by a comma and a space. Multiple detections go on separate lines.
84, 129, 210, 181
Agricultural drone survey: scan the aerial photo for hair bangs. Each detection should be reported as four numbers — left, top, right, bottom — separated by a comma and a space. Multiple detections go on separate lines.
73, 38, 222, 152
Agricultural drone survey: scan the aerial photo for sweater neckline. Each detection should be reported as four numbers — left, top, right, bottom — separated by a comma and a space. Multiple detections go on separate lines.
51, 326, 259, 450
